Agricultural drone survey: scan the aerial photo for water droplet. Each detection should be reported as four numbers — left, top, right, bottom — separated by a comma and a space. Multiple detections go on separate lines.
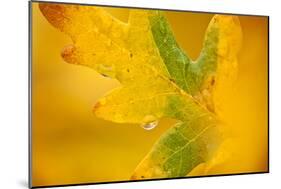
140, 115, 158, 130
141, 120, 158, 130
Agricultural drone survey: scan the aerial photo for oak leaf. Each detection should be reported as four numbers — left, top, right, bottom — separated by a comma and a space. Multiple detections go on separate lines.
39, 3, 242, 179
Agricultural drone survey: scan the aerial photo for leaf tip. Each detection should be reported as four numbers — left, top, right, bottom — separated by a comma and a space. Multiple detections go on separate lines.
39, 3, 68, 30
93, 101, 101, 114
93, 98, 107, 116
61, 45, 78, 64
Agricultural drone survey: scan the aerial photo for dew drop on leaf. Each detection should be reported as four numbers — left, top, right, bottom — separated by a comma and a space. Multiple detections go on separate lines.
140, 115, 158, 130
141, 120, 158, 130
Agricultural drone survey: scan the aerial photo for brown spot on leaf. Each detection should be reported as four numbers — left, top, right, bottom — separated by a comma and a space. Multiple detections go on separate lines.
211, 77, 215, 86
61, 45, 77, 64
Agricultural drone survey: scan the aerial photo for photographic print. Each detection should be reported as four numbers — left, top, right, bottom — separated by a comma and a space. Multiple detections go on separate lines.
30, 1, 269, 187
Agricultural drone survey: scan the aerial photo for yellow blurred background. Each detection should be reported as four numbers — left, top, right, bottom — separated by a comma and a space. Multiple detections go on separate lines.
31, 2, 268, 187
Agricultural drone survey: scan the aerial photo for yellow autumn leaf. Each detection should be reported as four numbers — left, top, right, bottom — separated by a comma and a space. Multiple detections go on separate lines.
39, 3, 242, 179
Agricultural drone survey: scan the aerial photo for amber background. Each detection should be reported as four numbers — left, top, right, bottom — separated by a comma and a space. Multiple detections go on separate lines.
31, 2, 268, 187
